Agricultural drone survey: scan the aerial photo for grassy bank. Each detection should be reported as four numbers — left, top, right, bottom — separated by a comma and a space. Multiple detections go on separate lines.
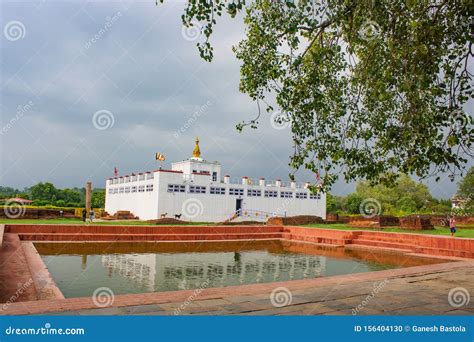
1, 218, 473, 238
303, 223, 474, 238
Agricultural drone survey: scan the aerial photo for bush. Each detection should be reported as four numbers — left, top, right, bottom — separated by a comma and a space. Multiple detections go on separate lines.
326, 193, 338, 214
32, 200, 49, 206
427, 204, 451, 215
344, 193, 364, 214
55, 200, 66, 207
396, 196, 417, 213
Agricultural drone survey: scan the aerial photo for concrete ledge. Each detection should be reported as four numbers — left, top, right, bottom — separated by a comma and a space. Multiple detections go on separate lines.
0, 224, 4, 248
21, 242, 64, 301
0, 234, 38, 304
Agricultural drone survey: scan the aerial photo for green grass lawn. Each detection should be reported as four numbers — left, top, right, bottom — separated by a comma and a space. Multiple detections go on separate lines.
0, 218, 211, 226
303, 223, 474, 238
1, 218, 473, 238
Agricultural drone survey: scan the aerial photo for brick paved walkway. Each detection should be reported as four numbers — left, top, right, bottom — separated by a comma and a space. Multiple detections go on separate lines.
0, 234, 37, 303
6, 260, 471, 316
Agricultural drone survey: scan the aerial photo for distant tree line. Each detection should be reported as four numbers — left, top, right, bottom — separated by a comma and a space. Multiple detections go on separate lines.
0, 183, 105, 208
327, 169, 474, 216
457, 167, 474, 204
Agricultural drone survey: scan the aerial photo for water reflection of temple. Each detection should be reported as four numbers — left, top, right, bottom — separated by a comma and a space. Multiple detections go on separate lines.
102, 251, 327, 291
102, 254, 156, 291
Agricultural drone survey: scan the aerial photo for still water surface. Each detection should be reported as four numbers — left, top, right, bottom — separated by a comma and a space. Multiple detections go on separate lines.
36, 240, 444, 298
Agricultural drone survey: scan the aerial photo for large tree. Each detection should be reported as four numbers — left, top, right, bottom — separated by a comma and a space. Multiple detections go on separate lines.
456, 165, 474, 212
30, 182, 59, 202
159, 0, 473, 190
0, 186, 21, 199
457, 165, 474, 198
57, 188, 82, 204
355, 174, 434, 213
91, 189, 106, 209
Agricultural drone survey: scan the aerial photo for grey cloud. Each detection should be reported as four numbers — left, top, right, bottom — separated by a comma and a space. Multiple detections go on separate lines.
0, 0, 467, 198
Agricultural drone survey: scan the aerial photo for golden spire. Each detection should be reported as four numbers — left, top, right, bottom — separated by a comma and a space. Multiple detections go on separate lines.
192, 137, 201, 158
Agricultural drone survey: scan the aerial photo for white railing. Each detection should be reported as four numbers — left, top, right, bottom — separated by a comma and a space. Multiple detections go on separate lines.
228, 208, 282, 222
219, 177, 308, 189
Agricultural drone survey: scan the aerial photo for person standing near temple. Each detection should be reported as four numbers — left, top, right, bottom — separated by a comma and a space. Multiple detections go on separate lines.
449, 214, 457, 237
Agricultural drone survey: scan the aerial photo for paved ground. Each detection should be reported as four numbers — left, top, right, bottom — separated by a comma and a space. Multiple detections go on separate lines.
0, 234, 38, 303
18, 260, 472, 316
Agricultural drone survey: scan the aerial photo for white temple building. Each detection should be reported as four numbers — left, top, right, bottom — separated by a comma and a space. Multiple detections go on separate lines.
104, 138, 326, 222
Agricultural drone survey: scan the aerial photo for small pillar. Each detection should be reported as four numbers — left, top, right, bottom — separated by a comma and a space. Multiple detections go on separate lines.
242, 176, 249, 185
224, 175, 230, 184
290, 181, 296, 189
86, 181, 92, 214
259, 177, 265, 186
275, 179, 282, 187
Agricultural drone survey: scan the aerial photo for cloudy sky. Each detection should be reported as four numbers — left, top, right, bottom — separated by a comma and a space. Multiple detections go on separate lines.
0, 0, 469, 198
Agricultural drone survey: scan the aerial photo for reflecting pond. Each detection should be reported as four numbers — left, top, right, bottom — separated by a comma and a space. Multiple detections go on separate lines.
36, 240, 445, 298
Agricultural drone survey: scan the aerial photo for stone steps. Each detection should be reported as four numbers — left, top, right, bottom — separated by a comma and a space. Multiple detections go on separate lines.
18, 232, 284, 242
345, 244, 413, 254
284, 234, 350, 246
6, 224, 284, 235
415, 246, 474, 259
354, 234, 419, 244
349, 238, 417, 251
349, 237, 474, 258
